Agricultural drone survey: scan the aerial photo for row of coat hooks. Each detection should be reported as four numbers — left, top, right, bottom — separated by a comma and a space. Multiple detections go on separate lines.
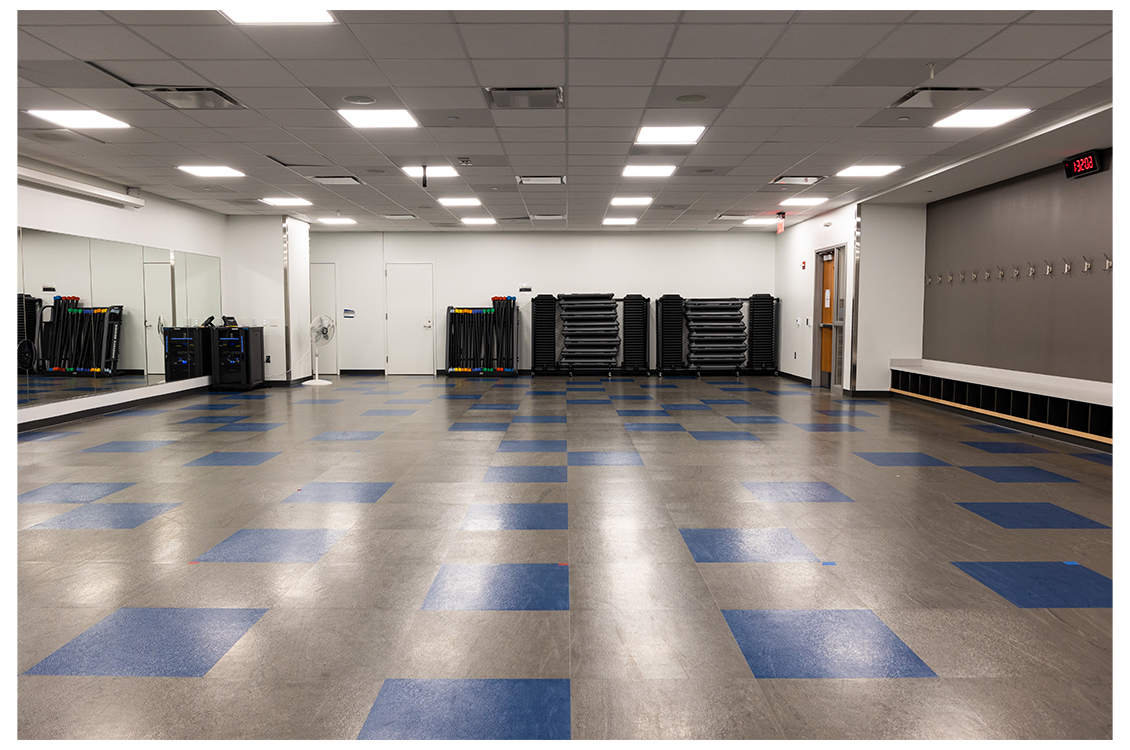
925, 254, 1112, 285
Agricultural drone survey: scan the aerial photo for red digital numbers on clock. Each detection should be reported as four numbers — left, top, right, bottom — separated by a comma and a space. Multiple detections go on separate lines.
1064, 150, 1100, 179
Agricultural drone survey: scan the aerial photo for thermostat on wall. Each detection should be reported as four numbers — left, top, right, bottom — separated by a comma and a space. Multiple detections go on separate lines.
519, 285, 532, 292
343, 309, 355, 318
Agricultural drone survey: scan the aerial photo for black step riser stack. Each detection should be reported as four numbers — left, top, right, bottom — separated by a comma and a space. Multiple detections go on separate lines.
531, 294, 558, 373
747, 294, 777, 374
621, 294, 649, 373
685, 297, 746, 374
655, 294, 685, 373
558, 293, 619, 374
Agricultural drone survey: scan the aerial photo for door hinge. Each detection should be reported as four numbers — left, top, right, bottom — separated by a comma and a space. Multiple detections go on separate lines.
386, 356, 389, 363
385, 313, 388, 320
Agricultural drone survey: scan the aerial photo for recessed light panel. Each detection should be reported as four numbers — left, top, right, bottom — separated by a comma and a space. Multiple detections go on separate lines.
603, 217, 638, 225
462, 217, 497, 225
636, 126, 705, 144
260, 197, 312, 206
27, 110, 130, 129
402, 166, 458, 178
439, 198, 481, 207
381, 214, 417, 220
318, 218, 356, 224
743, 218, 778, 225
836, 165, 901, 177
178, 165, 244, 177
933, 109, 1031, 128
611, 197, 652, 206
516, 176, 566, 185
623, 165, 677, 177
220, 9, 334, 23
780, 197, 828, 206
338, 109, 419, 128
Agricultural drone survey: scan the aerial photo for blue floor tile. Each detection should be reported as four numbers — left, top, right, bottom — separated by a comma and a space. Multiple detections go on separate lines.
960, 466, 1078, 483
185, 451, 281, 467
1072, 452, 1113, 466
310, 431, 384, 441
952, 561, 1112, 608
363, 390, 407, 396
527, 391, 567, 396
616, 409, 670, 417
333, 386, 373, 391
106, 409, 170, 416
82, 440, 175, 453
727, 416, 789, 424
766, 391, 812, 396
640, 384, 678, 389
721, 388, 761, 392
816, 409, 877, 417
357, 678, 571, 740
416, 383, 456, 388
293, 399, 344, 405
661, 403, 712, 411
284, 482, 394, 503
836, 399, 884, 405
24, 607, 267, 677
19, 482, 135, 504
742, 481, 854, 503
957, 502, 1108, 529
567, 451, 644, 466
855, 452, 951, 467
195, 528, 347, 562
210, 422, 284, 432
436, 394, 482, 399
498, 440, 567, 453
689, 431, 759, 441
701, 399, 749, 405
32, 503, 179, 529
567, 399, 611, 405
511, 416, 566, 424
965, 424, 1018, 434
363, 409, 417, 417
422, 563, 569, 610
449, 422, 510, 432
483, 466, 567, 483
387, 399, 433, 404
609, 395, 653, 400
680, 528, 819, 562
602, 378, 635, 382
180, 415, 249, 424
461, 503, 569, 530
470, 403, 521, 410
492, 384, 526, 388
961, 441, 1054, 454
793, 423, 865, 432
722, 609, 937, 678
179, 404, 236, 411
221, 394, 269, 400
567, 387, 605, 392
623, 423, 685, 432
18, 431, 81, 442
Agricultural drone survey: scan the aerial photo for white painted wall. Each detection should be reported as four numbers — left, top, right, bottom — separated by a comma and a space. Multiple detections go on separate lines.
221, 216, 288, 381
773, 205, 858, 381
311, 231, 777, 372
856, 204, 926, 392
284, 217, 312, 381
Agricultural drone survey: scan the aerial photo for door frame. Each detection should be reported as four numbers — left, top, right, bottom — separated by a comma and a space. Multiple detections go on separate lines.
383, 262, 435, 375
810, 244, 846, 392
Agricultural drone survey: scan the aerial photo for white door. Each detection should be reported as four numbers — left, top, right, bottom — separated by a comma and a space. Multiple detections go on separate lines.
385, 262, 434, 375
310, 262, 339, 375
143, 262, 173, 375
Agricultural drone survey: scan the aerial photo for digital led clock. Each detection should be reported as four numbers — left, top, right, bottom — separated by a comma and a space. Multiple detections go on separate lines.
1063, 150, 1102, 179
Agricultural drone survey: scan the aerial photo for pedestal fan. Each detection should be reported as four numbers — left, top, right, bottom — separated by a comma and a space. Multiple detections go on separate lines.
304, 314, 335, 386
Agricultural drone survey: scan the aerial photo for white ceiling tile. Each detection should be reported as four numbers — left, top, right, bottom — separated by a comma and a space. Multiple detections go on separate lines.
907, 11, 1026, 24
438, 142, 507, 156
185, 60, 303, 87
279, 60, 391, 88
102, 10, 228, 25
702, 127, 780, 143
568, 24, 675, 58
788, 109, 874, 127
143, 127, 231, 142
967, 25, 1110, 59
22, 25, 170, 60
568, 11, 682, 22
657, 59, 758, 86
568, 59, 662, 86
17, 86, 88, 109
639, 109, 719, 126
213, 127, 301, 143
668, 25, 786, 58
682, 11, 795, 23
766, 24, 897, 59
728, 86, 823, 108
453, 11, 565, 23
566, 87, 652, 109
472, 59, 565, 87
1010, 61, 1112, 88
803, 86, 907, 109
129, 26, 270, 60
459, 24, 565, 58
1065, 33, 1111, 60
745, 59, 854, 87
925, 59, 1047, 88
258, 110, 345, 128
713, 109, 796, 127
396, 88, 489, 110
795, 10, 912, 23
18, 30, 73, 61
94, 60, 213, 87
19, 10, 117, 25
223, 88, 328, 109
567, 127, 638, 142
377, 59, 478, 87
52, 87, 169, 109
350, 24, 466, 59
236, 25, 370, 60
568, 109, 644, 127
973, 87, 1088, 109
498, 127, 565, 142
567, 142, 631, 155
1020, 11, 1111, 24
491, 110, 566, 127
868, 24, 1006, 59
504, 142, 566, 155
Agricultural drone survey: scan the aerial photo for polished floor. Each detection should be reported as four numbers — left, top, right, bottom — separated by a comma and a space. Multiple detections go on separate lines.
18, 372, 164, 407
16, 374, 1112, 740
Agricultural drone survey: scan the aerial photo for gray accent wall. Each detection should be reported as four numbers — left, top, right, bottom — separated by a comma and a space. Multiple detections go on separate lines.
922, 151, 1112, 383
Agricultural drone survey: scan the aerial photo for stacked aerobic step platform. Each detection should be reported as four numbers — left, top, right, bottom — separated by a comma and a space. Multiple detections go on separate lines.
685, 297, 746, 373
621, 294, 649, 373
39, 296, 124, 376
747, 293, 777, 373
557, 293, 619, 373
445, 296, 517, 375
531, 294, 558, 373
655, 294, 686, 373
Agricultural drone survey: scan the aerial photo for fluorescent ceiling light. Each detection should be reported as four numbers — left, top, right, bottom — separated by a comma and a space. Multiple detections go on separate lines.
623, 165, 677, 177
439, 198, 481, 207
933, 109, 1031, 128
337, 109, 418, 128
743, 217, 779, 225
220, 9, 334, 23
530, 214, 566, 220
260, 197, 312, 206
836, 165, 901, 177
636, 126, 705, 144
27, 110, 130, 129
516, 175, 566, 185
780, 197, 828, 206
178, 165, 244, 177
381, 214, 416, 220
402, 166, 458, 178
462, 217, 497, 225
318, 217, 356, 225
611, 197, 652, 206
603, 217, 638, 225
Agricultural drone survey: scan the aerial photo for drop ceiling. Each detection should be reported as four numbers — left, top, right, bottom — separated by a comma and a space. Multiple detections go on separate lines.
17, 9, 1113, 232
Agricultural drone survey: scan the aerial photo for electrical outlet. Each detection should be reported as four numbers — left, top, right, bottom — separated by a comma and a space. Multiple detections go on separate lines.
265, 355, 271, 363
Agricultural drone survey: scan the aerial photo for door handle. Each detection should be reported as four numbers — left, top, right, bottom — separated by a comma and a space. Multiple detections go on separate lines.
423, 320, 432, 329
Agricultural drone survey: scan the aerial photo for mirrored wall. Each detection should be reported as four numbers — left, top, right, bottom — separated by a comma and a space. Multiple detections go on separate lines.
17, 227, 222, 407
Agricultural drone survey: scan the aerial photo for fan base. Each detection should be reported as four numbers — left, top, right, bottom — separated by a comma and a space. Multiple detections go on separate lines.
304, 378, 333, 386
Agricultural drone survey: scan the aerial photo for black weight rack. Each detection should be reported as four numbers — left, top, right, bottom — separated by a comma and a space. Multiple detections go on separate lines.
621, 294, 649, 374
747, 294, 778, 374
445, 295, 519, 376
39, 296, 124, 377
685, 297, 746, 375
655, 294, 686, 374
531, 294, 559, 374
558, 293, 619, 376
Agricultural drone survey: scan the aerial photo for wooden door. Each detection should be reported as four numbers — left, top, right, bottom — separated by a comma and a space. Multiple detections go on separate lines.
820, 255, 834, 386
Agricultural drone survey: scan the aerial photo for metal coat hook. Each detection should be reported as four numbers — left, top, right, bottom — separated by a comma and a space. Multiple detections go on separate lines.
1028, 262, 1036, 278
1012, 265, 1020, 279
925, 273, 931, 285
946, 271, 953, 284
971, 268, 978, 283
984, 268, 992, 282
996, 265, 1005, 280
936, 273, 942, 284
959, 271, 966, 282
1044, 260, 1053, 276
1082, 256, 1092, 273
1063, 258, 1071, 275
1104, 253, 1113, 272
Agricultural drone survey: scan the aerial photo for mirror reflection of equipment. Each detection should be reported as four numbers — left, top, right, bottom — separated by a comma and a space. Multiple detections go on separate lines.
305, 315, 336, 386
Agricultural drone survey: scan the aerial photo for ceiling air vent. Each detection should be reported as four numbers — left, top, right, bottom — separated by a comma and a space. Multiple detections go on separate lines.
892, 87, 988, 109
483, 87, 564, 109
308, 175, 363, 186
135, 86, 245, 110
516, 175, 566, 185
530, 214, 566, 221
772, 176, 825, 186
